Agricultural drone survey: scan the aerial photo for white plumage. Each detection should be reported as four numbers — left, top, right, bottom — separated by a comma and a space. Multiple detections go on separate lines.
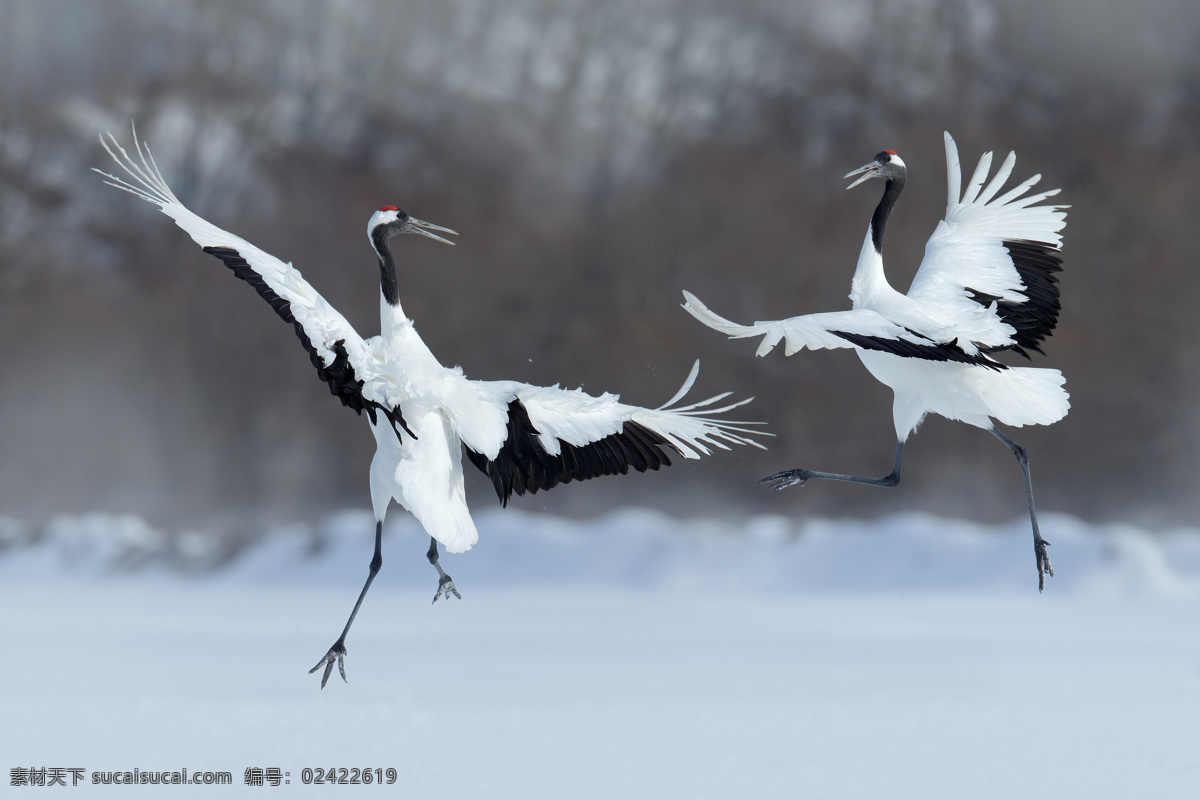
684, 133, 1068, 591
97, 128, 764, 686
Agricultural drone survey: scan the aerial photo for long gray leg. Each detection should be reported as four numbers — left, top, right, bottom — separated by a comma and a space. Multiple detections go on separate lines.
309, 520, 384, 688
427, 536, 461, 604
990, 427, 1053, 592
761, 441, 905, 491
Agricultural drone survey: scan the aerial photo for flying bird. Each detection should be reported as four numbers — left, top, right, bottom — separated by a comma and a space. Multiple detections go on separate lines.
682, 132, 1068, 591
97, 128, 765, 687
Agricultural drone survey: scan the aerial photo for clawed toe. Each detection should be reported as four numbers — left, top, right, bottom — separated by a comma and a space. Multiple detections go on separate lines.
759, 470, 810, 491
309, 643, 348, 689
432, 574, 461, 604
1035, 538, 1054, 592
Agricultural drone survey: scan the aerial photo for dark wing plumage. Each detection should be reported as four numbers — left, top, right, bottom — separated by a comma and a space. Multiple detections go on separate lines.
202, 246, 413, 438
829, 329, 1006, 370
464, 399, 672, 506
966, 239, 1063, 358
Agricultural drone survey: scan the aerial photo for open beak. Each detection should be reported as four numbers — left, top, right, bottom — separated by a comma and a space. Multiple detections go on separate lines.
408, 217, 458, 245
844, 161, 881, 190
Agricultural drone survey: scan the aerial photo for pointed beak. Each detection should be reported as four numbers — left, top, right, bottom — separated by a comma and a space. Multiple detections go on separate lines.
407, 217, 458, 245
844, 161, 880, 190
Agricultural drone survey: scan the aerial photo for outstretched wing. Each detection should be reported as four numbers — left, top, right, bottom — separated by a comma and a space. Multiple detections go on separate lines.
906, 132, 1068, 357
95, 128, 412, 439
681, 290, 1003, 369
460, 361, 767, 505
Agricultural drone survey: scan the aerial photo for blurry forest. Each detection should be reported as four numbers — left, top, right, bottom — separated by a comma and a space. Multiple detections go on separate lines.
1, 0, 1199, 533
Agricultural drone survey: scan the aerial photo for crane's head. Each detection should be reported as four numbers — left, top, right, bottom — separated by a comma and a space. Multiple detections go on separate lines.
844, 150, 906, 189
368, 206, 458, 252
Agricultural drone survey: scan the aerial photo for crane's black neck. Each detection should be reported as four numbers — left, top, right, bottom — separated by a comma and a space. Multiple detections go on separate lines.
870, 174, 906, 255
371, 228, 400, 306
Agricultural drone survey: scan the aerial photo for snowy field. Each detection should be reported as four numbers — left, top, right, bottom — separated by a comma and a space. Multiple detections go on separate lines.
2, 508, 1198, 798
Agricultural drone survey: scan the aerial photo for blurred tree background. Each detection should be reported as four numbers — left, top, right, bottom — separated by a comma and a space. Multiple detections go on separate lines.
1, 0, 1197, 532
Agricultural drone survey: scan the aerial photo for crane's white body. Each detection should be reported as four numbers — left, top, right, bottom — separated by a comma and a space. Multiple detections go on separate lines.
684, 133, 1069, 441
856, 352, 1067, 441
98, 132, 764, 557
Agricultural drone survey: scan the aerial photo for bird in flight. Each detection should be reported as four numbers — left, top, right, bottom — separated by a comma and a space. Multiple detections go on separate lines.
683, 132, 1067, 591
97, 127, 765, 687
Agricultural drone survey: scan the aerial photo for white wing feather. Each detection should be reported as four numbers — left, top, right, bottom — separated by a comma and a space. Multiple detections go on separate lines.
906, 132, 1067, 332
452, 362, 765, 462
681, 290, 946, 358
95, 128, 395, 407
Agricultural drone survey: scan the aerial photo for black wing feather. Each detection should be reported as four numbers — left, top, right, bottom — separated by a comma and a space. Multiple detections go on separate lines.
201, 246, 413, 438
829, 329, 1006, 371
966, 239, 1063, 358
465, 399, 674, 506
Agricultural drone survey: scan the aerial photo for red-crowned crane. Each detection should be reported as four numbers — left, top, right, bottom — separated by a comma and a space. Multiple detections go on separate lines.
96, 129, 765, 687
682, 132, 1068, 591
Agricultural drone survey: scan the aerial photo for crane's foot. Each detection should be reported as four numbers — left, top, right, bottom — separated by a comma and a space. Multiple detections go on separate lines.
308, 642, 348, 689
760, 469, 812, 491
432, 573, 461, 604
1035, 536, 1054, 593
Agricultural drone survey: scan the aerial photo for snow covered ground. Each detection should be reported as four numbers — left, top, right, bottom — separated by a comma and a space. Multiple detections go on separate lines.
2, 508, 1198, 798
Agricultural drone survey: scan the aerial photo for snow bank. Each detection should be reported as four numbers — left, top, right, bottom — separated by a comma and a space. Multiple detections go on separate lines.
3, 508, 1199, 598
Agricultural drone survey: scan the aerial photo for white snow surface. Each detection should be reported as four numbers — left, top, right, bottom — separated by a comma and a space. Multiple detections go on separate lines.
2, 508, 1198, 798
